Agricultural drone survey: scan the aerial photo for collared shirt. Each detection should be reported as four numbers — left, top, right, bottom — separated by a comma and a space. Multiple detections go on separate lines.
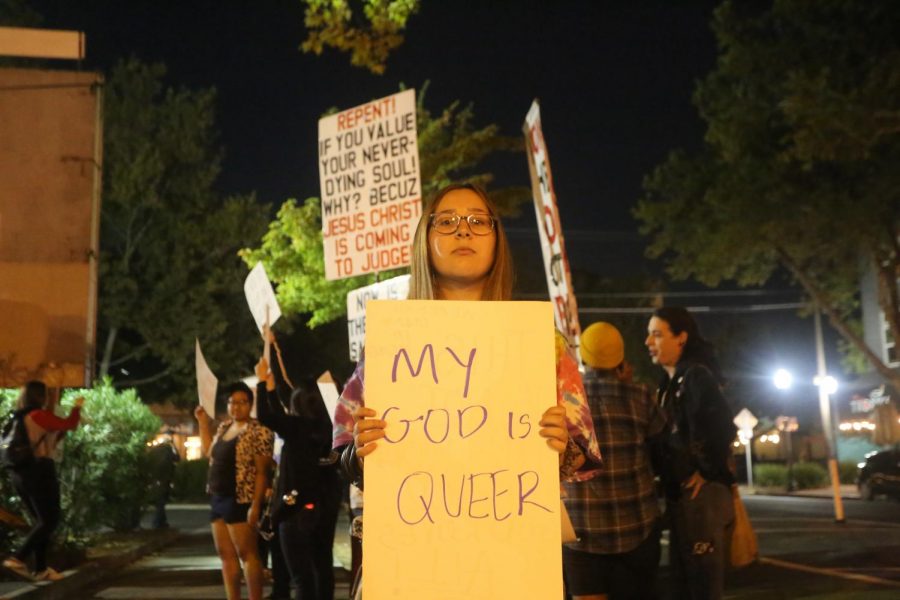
563, 368, 666, 554
332, 330, 602, 481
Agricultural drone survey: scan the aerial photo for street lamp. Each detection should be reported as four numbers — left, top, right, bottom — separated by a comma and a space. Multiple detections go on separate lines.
771, 306, 846, 523
814, 375, 838, 395
771, 366, 844, 509
773, 368, 793, 391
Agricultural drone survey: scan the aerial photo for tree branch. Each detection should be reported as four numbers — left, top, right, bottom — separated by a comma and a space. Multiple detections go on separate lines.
776, 246, 900, 391
99, 327, 118, 379
115, 368, 171, 388
107, 343, 151, 368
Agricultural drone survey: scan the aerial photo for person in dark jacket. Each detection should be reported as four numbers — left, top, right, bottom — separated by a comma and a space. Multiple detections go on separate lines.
645, 307, 736, 600
255, 355, 341, 600
148, 434, 180, 529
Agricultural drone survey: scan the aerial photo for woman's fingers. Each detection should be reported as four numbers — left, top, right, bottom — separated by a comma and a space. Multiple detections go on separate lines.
353, 406, 386, 456
539, 405, 568, 454
355, 427, 386, 445
356, 441, 379, 458
544, 437, 568, 454
352, 406, 377, 420
539, 406, 567, 430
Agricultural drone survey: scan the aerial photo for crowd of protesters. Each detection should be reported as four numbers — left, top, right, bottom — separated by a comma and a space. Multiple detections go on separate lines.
333, 183, 738, 599
3, 183, 740, 600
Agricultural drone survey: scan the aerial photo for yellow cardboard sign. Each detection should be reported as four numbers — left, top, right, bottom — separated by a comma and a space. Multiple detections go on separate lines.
363, 300, 562, 599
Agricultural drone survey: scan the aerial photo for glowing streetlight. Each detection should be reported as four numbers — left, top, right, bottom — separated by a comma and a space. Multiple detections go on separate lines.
773, 368, 793, 390
814, 375, 839, 395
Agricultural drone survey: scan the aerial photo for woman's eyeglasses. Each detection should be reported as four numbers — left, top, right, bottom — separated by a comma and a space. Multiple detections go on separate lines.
227, 398, 250, 406
429, 212, 496, 236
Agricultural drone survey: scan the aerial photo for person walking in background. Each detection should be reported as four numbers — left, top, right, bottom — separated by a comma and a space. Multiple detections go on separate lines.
194, 382, 274, 600
646, 307, 736, 600
148, 433, 180, 529
255, 355, 341, 600
563, 322, 667, 600
2, 381, 83, 582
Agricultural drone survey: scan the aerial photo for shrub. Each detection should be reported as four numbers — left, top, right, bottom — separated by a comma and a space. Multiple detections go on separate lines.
838, 460, 859, 484
754, 463, 788, 488
1, 389, 25, 555
56, 381, 161, 537
791, 461, 828, 490
172, 458, 209, 503
2, 382, 160, 552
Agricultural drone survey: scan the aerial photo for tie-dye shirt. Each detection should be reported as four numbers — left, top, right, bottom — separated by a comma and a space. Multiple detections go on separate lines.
332, 330, 602, 482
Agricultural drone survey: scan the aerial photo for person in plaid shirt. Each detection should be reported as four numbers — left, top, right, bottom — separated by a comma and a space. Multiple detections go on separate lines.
563, 322, 667, 600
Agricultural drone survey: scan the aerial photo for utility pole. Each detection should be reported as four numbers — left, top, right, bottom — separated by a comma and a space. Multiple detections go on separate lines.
815, 306, 845, 523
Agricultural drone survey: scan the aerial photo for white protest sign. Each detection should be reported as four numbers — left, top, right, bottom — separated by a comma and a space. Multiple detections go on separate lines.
243, 262, 282, 333
318, 89, 422, 280
195, 339, 218, 418
316, 371, 340, 424
523, 100, 582, 354
346, 274, 410, 361
241, 375, 260, 419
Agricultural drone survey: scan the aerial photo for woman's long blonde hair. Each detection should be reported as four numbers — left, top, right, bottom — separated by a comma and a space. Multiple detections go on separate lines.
408, 183, 513, 300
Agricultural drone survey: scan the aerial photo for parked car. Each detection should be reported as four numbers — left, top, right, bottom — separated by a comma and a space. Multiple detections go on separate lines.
857, 448, 900, 501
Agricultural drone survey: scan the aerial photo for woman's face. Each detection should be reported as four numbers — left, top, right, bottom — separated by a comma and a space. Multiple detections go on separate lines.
645, 316, 686, 369
427, 189, 496, 293
227, 390, 252, 422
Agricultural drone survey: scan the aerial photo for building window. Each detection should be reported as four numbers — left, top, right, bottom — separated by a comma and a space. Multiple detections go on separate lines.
881, 311, 899, 368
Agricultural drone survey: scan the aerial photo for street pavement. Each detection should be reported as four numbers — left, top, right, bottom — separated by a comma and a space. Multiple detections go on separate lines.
78, 506, 352, 600
2, 487, 899, 599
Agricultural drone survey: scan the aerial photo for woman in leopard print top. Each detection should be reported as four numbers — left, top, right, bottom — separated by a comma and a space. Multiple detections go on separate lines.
195, 381, 274, 600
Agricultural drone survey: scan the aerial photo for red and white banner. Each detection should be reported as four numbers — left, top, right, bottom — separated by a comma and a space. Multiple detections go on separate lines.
318, 89, 422, 280
523, 100, 582, 354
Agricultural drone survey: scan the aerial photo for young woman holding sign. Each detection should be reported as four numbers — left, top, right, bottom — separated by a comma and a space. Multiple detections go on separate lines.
194, 383, 274, 600
332, 181, 601, 508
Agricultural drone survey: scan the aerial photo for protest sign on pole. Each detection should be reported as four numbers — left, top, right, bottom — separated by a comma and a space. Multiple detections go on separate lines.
523, 100, 582, 356
195, 339, 218, 418
316, 371, 340, 424
243, 262, 282, 333
362, 300, 563, 599
346, 273, 410, 361
318, 89, 422, 280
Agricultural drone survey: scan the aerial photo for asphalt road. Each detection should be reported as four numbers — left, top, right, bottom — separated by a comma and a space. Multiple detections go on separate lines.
73, 497, 900, 599
744, 494, 900, 524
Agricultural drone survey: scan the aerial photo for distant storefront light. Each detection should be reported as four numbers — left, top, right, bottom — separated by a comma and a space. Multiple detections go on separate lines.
184, 436, 202, 461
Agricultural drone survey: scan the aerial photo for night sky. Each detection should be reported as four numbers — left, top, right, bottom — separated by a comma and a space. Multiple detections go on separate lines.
26, 0, 718, 229
15, 0, 856, 422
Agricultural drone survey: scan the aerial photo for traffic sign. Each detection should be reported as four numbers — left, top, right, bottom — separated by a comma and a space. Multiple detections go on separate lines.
733, 408, 758, 434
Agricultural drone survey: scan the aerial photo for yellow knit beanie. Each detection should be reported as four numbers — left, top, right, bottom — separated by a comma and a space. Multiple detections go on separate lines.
580, 322, 625, 369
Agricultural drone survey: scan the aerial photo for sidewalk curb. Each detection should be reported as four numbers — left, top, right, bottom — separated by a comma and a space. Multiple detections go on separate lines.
744, 490, 862, 501
738, 485, 861, 501
2, 529, 180, 600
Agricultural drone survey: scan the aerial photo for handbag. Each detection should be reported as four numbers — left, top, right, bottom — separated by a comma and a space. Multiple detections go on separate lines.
257, 493, 276, 541
257, 465, 279, 541
730, 485, 758, 567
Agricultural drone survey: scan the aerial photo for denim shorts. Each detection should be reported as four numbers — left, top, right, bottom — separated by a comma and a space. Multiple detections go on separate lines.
209, 494, 250, 524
